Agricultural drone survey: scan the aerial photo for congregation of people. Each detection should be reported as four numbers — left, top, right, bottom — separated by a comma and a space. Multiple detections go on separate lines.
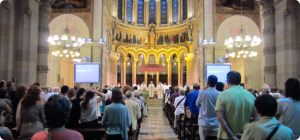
164, 71, 300, 140
0, 70, 299, 140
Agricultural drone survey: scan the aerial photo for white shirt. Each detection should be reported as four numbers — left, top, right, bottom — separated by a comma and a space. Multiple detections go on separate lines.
95, 96, 103, 117
106, 90, 112, 99
173, 95, 185, 115
46, 92, 58, 101
137, 85, 141, 91
259, 92, 275, 96
277, 98, 300, 139
241, 117, 293, 140
40, 92, 47, 102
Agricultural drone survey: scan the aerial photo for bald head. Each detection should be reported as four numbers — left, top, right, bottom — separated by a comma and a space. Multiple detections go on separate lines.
193, 83, 200, 90
261, 86, 271, 95
52, 87, 59, 93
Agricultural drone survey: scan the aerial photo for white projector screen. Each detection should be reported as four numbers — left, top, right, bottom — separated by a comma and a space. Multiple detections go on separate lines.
206, 64, 231, 84
74, 63, 100, 83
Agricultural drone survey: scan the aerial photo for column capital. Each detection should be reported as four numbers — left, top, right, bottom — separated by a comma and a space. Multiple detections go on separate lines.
166, 59, 171, 63
155, 59, 160, 64
264, 66, 276, 74
37, 65, 49, 73
256, 0, 274, 6
144, 59, 149, 64
263, 27, 276, 36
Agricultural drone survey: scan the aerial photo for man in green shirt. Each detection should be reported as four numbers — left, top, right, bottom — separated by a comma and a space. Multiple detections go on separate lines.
142, 89, 149, 117
215, 71, 257, 140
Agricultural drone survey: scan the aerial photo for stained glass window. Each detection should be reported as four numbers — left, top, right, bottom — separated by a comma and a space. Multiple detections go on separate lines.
118, 0, 122, 20
127, 0, 133, 22
183, 0, 187, 20
161, 0, 168, 24
137, 0, 144, 24
172, 0, 178, 23
149, 0, 156, 24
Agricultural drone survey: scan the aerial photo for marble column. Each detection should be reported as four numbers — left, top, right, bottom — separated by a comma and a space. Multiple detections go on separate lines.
133, 0, 138, 24
203, 0, 214, 39
177, 59, 181, 86
167, 59, 171, 85
120, 59, 124, 85
156, 0, 161, 26
156, 59, 160, 85
274, 0, 300, 89
144, 1, 149, 26
93, 0, 103, 41
124, 0, 127, 23
132, 59, 137, 85
14, 0, 40, 87
38, 0, 54, 89
167, 0, 172, 25
144, 59, 148, 85
0, 1, 13, 81
178, 0, 182, 23
123, 58, 127, 85
259, 1, 277, 89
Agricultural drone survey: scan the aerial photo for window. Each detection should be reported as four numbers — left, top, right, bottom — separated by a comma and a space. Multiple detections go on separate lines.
118, 0, 123, 20
127, 0, 133, 22
183, 0, 187, 20
161, 0, 168, 24
137, 0, 144, 24
149, 0, 156, 24
172, 0, 178, 23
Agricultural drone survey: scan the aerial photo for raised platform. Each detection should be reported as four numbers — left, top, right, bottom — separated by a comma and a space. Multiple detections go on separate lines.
147, 99, 163, 107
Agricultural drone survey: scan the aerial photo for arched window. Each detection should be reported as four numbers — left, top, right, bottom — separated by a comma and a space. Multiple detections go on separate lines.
127, 0, 133, 22
172, 0, 178, 23
118, 0, 123, 20
149, 0, 156, 24
161, 0, 168, 24
183, 0, 187, 20
137, 0, 144, 24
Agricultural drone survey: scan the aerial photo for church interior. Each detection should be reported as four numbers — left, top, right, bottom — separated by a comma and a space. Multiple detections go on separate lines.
0, 0, 300, 140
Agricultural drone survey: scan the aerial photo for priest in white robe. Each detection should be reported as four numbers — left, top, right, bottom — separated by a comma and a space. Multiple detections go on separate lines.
179, 84, 184, 91
157, 82, 164, 99
137, 84, 141, 91
141, 82, 147, 91
148, 81, 155, 98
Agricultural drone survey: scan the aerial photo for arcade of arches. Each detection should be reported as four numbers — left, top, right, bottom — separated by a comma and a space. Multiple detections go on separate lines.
0, 0, 300, 91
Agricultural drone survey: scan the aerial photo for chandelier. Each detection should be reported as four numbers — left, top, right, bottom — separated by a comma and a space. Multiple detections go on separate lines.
47, 0, 85, 58
224, 0, 262, 58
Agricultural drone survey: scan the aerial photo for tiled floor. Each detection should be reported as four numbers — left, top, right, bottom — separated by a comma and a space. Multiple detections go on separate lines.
138, 107, 178, 140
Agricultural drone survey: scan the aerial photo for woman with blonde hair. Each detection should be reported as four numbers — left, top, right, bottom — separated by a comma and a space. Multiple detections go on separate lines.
14, 85, 46, 139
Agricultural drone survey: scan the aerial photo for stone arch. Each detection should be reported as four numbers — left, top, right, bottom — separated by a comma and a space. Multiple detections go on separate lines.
49, 14, 90, 39
216, 15, 260, 43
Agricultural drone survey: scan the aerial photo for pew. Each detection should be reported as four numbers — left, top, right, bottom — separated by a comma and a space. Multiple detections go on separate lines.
69, 128, 106, 140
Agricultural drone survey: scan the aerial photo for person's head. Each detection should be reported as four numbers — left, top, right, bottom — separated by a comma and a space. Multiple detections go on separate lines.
179, 90, 184, 96
133, 86, 138, 90
227, 71, 241, 85
107, 87, 112, 90
138, 84, 140, 86
44, 95, 71, 128
103, 89, 108, 94
7, 82, 14, 89
151, 81, 153, 84
0, 80, 5, 88
52, 87, 59, 93
21, 85, 42, 107
255, 95, 277, 117
0, 89, 7, 99
142, 82, 145, 84
16, 85, 27, 99
33, 82, 40, 87
112, 87, 123, 103
216, 82, 225, 92
207, 75, 218, 87
118, 83, 120, 85
67, 88, 76, 100
126, 90, 133, 99
284, 78, 300, 101
122, 85, 132, 95
164, 83, 166, 85
104, 85, 109, 89
81, 90, 95, 109
61, 85, 69, 94
97, 88, 103, 93
0, 100, 11, 124
193, 83, 200, 90
261, 86, 271, 95
76, 88, 86, 99
174, 86, 179, 92
133, 90, 139, 97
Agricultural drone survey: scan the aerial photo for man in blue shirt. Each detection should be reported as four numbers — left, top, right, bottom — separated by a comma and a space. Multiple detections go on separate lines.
184, 83, 200, 137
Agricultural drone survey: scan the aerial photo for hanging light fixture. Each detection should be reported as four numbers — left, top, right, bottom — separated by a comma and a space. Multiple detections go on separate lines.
224, 0, 261, 58
47, 0, 85, 58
